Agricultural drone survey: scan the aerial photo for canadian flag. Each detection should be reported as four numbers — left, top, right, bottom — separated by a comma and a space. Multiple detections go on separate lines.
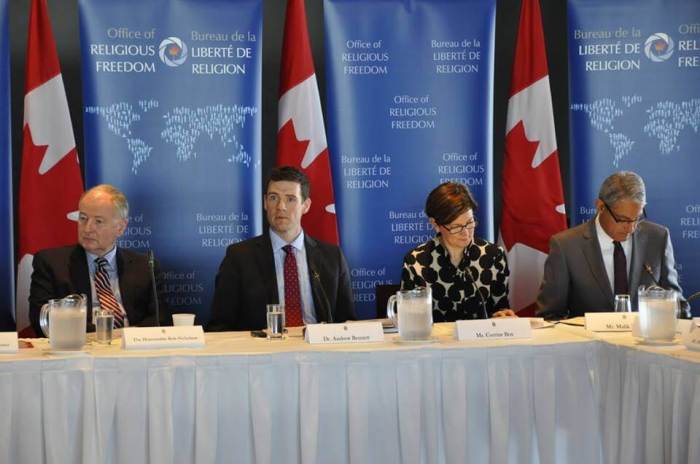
16, 0, 83, 335
276, 0, 338, 245
499, 0, 566, 315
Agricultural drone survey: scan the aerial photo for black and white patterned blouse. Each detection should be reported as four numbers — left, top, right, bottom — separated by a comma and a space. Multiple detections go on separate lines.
401, 236, 510, 321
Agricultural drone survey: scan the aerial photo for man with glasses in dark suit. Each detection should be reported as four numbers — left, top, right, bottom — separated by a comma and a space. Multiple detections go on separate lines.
537, 171, 690, 319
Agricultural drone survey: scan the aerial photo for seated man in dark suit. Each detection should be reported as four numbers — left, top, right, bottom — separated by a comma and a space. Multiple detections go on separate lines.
207, 166, 356, 331
29, 184, 168, 335
537, 171, 689, 319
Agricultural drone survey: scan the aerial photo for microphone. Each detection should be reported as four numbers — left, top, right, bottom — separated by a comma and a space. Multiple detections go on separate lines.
464, 268, 489, 320
643, 263, 662, 287
310, 266, 333, 323
147, 250, 161, 327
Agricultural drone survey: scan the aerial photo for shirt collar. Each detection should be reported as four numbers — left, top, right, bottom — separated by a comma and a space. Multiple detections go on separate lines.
270, 229, 305, 252
87, 246, 118, 269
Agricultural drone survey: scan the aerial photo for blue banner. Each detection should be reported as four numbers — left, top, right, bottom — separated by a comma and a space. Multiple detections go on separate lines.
79, 0, 262, 321
0, 0, 12, 329
325, 0, 496, 318
568, 0, 700, 315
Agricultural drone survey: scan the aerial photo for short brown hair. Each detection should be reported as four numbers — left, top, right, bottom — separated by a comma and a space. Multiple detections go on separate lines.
425, 182, 478, 225
266, 166, 310, 200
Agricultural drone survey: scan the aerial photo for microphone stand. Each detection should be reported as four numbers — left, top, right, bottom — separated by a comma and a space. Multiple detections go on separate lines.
148, 250, 161, 327
311, 266, 333, 323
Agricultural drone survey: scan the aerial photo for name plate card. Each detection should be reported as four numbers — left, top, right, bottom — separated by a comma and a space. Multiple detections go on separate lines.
122, 326, 205, 350
0, 332, 18, 353
305, 321, 384, 344
455, 318, 532, 341
683, 318, 700, 351
585, 312, 635, 332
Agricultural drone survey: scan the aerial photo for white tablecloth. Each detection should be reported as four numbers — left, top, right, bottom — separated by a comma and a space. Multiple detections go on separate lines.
0, 324, 698, 464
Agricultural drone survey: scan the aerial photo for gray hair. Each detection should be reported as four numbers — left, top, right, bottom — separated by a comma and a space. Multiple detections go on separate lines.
81, 184, 129, 219
598, 171, 646, 206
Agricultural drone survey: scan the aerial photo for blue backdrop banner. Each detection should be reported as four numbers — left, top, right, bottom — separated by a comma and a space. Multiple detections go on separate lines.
79, 0, 262, 322
568, 0, 700, 315
0, 0, 12, 328
325, 0, 496, 318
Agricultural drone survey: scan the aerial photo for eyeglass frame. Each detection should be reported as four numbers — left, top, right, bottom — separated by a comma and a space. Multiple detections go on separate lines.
601, 200, 647, 225
439, 219, 478, 234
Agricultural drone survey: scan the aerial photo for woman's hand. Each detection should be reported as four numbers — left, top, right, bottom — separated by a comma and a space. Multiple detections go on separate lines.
491, 309, 517, 318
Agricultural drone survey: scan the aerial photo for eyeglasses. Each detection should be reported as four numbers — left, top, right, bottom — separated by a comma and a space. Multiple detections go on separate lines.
602, 201, 646, 225
440, 219, 478, 234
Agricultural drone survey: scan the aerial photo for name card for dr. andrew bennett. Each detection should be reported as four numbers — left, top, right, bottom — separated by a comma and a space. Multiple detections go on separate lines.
585, 312, 635, 332
305, 321, 384, 344
455, 318, 532, 341
122, 326, 205, 350
0, 332, 18, 353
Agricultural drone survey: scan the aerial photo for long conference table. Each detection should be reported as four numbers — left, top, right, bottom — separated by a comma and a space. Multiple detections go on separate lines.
1, 323, 699, 464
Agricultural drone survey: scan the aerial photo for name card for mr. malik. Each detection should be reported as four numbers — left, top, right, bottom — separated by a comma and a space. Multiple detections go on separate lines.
585, 312, 634, 332
122, 326, 205, 350
305, 321, 384, 344
0, 332, 18, 353
455, 318, 532, 341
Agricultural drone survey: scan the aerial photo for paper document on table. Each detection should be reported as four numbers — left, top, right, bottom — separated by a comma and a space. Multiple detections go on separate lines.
559, 316, 585, 327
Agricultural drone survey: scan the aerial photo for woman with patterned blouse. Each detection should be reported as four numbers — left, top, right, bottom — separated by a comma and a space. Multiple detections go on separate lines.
401, 182, 515, 321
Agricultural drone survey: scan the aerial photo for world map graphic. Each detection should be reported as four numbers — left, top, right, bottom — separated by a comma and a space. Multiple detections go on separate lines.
571, 97, 699, 166
85, 99, 258, 174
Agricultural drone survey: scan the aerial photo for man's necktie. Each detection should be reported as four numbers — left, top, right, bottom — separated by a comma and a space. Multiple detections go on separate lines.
613, 241, 629, 296
94, 257, 124, 328
283, 245, 304, 327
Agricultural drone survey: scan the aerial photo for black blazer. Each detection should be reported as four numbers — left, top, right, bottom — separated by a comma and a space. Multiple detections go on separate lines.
207, 234, 356, 331
29, 244, 169, 335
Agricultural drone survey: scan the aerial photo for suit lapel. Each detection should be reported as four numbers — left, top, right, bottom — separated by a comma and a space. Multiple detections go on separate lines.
70, 246, 93, 308
255, 235, 279, 303
116, 249, 130, 311
581, 221, 614, 303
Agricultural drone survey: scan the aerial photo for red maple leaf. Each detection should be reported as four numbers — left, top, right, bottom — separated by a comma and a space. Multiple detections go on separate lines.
277, 120, 339, 244
18, 125, 84, 256
500, 121, 566, 254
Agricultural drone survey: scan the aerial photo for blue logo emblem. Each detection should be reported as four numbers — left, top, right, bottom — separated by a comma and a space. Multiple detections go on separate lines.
159, 37, 188, 67
644, 33, 674, 62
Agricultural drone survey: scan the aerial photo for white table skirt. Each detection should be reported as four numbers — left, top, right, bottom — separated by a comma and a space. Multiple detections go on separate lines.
0, 325, 698, 464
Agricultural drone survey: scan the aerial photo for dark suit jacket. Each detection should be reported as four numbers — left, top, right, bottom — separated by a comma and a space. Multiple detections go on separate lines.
29, 244, 169, 335
207, 234, 356, 331
536, 220, 689, 319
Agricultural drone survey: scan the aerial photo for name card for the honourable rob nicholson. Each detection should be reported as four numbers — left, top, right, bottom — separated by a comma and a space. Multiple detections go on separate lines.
455, 318, 532, 341
0, 332, 18, 353
122, 326, 205, 350
585, 312, 634, 332
305, 321, 384, 345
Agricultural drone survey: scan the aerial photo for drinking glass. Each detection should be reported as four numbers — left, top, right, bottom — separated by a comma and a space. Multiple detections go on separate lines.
95, 310, 114, 344
614, 294, 631, 312
266, 304, 285, 339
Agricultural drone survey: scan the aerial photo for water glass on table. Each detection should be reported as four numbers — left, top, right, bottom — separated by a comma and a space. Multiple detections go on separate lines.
95, 310, 114, 344
266, 304, 285, 339
614, 294, 631, 312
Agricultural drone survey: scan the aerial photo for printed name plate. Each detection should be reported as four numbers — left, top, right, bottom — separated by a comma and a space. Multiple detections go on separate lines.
455, 318, 532, 341
305, 321, 384, 344
122, 326, 205, 350
585, 312, 635, 332
0, 332, 18, 353
683, 319, 700, 351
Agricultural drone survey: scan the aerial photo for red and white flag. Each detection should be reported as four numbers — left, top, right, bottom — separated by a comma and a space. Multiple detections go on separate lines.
277, 0, 338, 245
16, 0, 83, 335
499, 0, 566, 315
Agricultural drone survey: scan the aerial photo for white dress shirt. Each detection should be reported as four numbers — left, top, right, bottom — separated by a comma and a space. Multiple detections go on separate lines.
269, 230, 317, 324
595, 215, 632, 294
